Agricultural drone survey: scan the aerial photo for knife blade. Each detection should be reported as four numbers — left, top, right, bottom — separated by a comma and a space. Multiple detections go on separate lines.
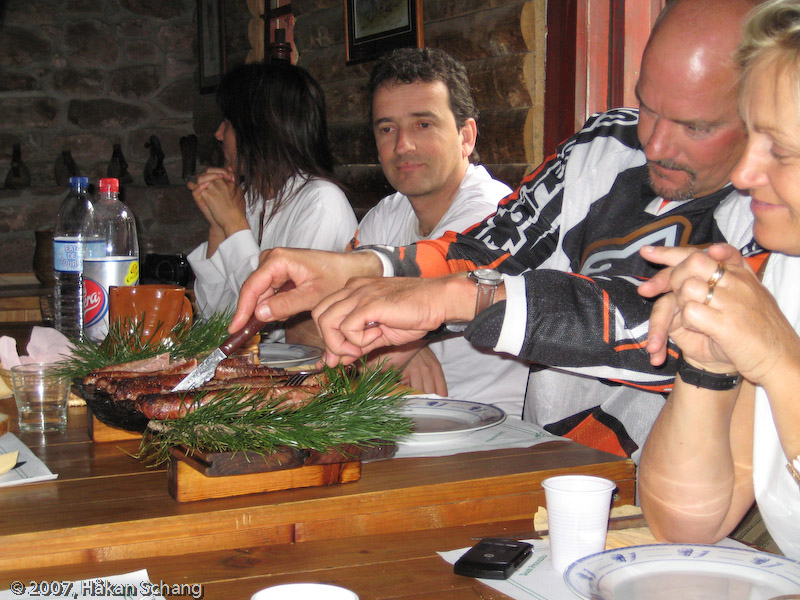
171, 313, 265, 392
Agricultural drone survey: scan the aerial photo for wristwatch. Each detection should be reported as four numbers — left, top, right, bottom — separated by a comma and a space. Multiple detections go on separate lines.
430, 269, 503, 337
469, 268, 503, 317
677, 355, 741, 390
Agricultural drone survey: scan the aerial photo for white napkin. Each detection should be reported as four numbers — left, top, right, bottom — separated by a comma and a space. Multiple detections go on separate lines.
440, 540, 573, 599
392, 401, 564, 460
0, 326, 73, 369
0, 432, 57, 487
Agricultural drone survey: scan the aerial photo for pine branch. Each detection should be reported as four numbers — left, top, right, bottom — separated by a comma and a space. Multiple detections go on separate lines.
136, 362, 413, 466
57, 311, 232, 380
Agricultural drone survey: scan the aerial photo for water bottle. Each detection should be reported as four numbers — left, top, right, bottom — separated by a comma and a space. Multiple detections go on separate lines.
83, 178, 139, 342
53, 176, 95, 341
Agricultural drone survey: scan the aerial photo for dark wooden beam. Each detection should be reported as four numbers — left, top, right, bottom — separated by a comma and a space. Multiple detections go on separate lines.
544, 0, 577, 153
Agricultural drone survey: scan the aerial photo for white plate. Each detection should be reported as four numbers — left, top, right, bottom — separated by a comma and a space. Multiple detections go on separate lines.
564, 543, 800, 600
258, 343, 323, 368
397, 398, 506, 444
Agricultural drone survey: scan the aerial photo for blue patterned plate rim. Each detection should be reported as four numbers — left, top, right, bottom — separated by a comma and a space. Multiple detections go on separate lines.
564, 543, 800, 600
397, 397, 506, 444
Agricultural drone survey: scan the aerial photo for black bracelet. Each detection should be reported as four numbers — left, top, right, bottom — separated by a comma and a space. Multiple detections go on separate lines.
676, 355, 741, 390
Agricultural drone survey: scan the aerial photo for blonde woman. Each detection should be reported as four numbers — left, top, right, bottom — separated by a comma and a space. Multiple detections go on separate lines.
637, 0, 800, 559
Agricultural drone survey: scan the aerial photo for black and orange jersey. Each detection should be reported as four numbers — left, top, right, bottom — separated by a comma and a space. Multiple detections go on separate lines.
363, 108, 761, 461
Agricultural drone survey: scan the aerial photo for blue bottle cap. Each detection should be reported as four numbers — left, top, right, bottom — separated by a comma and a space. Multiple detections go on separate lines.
68, 176, 89, 188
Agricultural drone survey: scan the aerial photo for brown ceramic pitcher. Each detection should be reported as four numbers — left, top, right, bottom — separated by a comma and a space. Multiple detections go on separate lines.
109, 284, 192, 346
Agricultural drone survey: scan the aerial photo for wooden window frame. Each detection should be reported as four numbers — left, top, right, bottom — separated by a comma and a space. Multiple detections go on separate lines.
544, 0, 664, 152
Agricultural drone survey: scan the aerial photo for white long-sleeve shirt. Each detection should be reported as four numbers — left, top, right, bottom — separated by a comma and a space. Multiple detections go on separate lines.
188, 175, 357, 340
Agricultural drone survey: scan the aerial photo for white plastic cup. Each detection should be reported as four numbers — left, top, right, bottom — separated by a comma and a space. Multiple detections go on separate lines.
250, 583, 359, 600
542, 475, 615, 572
11, 362, 70, 433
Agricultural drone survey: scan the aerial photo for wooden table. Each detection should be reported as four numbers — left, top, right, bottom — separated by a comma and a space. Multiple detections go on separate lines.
0, 273, 48, 324
0, 396, 635, 577
0, 519, 551, 599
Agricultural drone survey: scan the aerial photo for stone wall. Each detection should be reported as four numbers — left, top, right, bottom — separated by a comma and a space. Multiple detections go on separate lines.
0, 0, 198, 187
0, 0, 250, 272
291, 0, 545, 218
0, 0, 544, 272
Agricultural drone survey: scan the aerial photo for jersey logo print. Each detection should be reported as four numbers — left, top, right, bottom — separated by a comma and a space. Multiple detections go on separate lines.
580, 216, 694, 276
474, 170, 563, 255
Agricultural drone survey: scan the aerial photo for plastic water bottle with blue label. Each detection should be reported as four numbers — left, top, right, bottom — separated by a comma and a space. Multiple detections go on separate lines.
53, 176, 103, 341
82, 178, 139, 342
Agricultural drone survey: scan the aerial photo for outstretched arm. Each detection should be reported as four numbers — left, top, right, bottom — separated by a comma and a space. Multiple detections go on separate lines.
312, 273, 483, 366
230, 248, 383, 332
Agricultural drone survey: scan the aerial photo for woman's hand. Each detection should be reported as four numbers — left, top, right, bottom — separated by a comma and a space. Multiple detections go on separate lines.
638, 244, 746, 366
188, 169, 231, 227
188, 168, 248, 256
640, 244, 798, 384
197, 169, 248, 236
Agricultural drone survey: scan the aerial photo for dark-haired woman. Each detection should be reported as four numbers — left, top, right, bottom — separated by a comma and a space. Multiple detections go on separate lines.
187, 62, 356, 342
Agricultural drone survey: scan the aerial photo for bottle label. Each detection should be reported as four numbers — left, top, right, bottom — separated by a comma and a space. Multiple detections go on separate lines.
82, 257, 139, 342
53, 237, 106, 273
53, 237, 85, 273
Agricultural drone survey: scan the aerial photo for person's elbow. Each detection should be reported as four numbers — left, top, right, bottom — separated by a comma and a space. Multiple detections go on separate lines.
647, 515, 727, 545
641, 495, 730, 545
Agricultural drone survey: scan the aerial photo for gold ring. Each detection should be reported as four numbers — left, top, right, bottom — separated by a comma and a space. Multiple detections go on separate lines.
704, 285, 715, 305
707, 263, 725, 289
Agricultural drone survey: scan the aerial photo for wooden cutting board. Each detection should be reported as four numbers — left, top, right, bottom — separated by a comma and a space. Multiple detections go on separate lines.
167, 442, 396, 502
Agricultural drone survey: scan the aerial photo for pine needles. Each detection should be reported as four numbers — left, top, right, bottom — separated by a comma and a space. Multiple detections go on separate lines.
137, 362, 413, 466
57, 312, 232, 379
59, 311, 413, 465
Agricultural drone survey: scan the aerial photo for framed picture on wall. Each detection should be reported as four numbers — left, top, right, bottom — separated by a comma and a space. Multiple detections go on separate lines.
344, 0, 423, 65
197, 0, 226, 92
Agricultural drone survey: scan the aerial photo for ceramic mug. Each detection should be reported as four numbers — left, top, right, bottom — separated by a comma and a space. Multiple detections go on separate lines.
109, 284, 192, 346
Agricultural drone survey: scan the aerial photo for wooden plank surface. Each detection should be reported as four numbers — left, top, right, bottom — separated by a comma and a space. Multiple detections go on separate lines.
88, 413, 142, 443
0, 519, 540, 599
0, 273, 47, 322
0, 396, 635, 572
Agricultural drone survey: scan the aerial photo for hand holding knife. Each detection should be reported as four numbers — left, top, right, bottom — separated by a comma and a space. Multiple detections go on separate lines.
171, 313, 266, 392
171, 282, 296, 392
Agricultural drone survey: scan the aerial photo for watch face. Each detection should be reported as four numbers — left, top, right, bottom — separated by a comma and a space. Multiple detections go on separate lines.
472, 268, 502, 285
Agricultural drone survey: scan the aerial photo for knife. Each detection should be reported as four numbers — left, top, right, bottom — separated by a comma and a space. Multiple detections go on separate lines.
171, 313, 265, 392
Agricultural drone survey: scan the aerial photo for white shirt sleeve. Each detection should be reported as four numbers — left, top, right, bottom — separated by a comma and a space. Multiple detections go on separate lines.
188, 177, 357, 319
188, 229, 261, 318
495, 274, 527, 356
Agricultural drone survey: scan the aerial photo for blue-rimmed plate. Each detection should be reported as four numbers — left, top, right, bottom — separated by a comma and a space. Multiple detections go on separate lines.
564, 543, 800, 599
398, 397, 506, 444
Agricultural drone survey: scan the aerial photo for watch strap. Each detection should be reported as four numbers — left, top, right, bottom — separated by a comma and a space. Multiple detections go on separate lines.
469, 269, 502, 317
677, 355, 741, 390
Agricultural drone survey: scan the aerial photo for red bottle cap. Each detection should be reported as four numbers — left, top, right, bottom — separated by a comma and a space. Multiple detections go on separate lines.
99, 178, 120, 193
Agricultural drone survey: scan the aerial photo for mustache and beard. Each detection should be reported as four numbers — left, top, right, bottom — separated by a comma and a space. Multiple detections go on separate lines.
648, 159, 697, 201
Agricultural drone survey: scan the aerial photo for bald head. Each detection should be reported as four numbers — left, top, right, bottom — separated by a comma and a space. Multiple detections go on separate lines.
645, 0, 759, 96
635, 0, 760, 200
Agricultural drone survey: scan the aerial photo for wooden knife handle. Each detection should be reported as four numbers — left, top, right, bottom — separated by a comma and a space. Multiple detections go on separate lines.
221, 314, 265, 357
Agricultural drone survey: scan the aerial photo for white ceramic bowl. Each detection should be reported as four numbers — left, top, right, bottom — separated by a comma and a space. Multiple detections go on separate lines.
250, 583, 358, 600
